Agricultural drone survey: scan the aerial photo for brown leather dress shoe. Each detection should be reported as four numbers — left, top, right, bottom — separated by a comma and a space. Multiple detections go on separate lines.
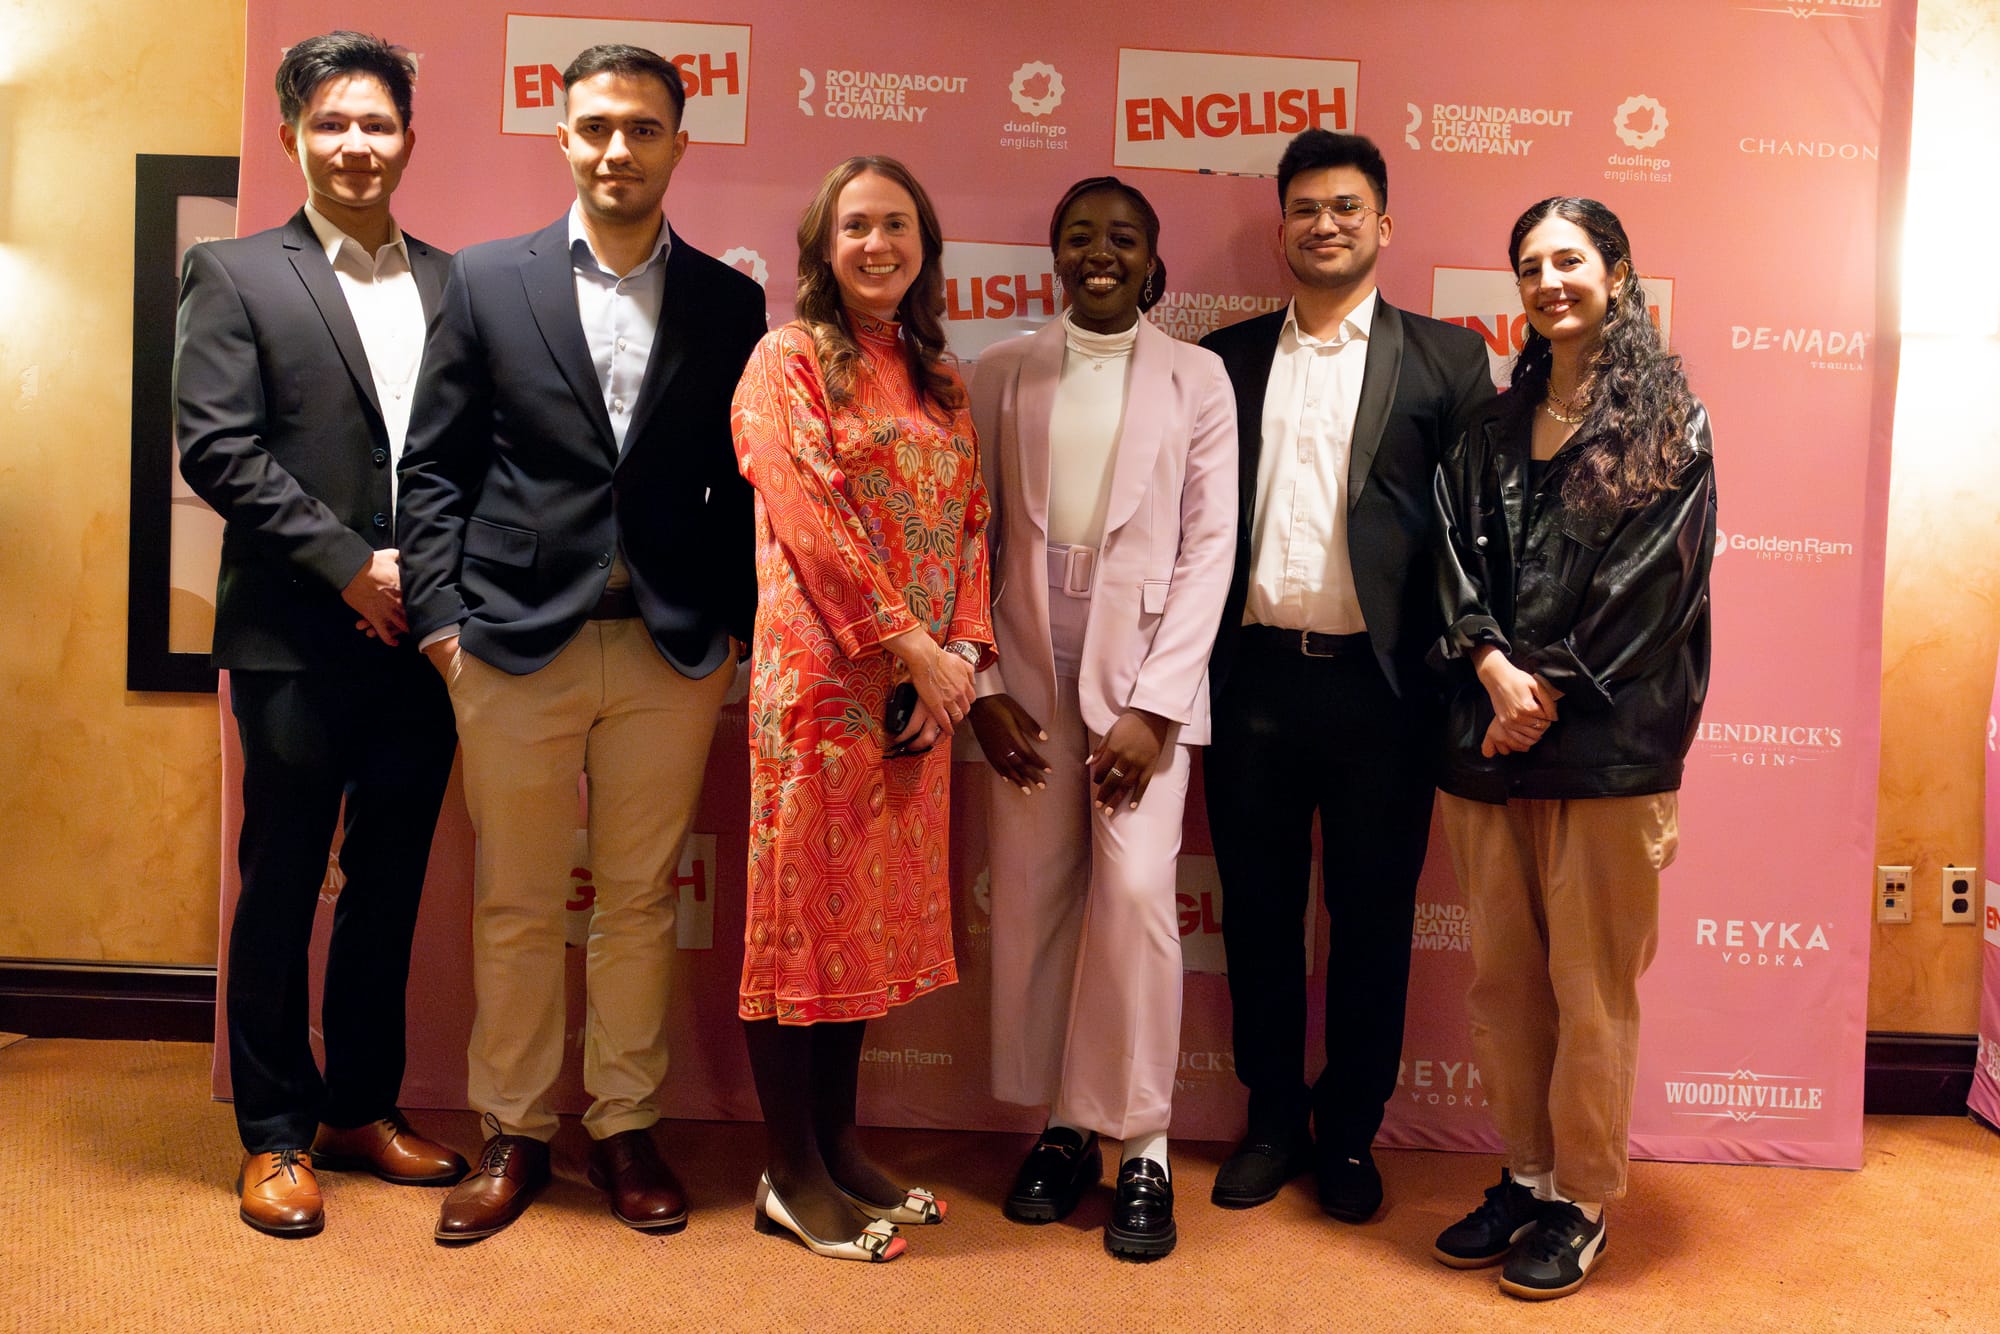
587, 1128, 689, 1230
239, 1149, 323, 1238
434, 1131, 550, 1242
312, 1112, 469, 1186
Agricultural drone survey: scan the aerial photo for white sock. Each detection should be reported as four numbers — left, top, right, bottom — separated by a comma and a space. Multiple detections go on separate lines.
1574, 1200, 1603, 1224
1121, 1132, 1169, 1178
1515, 1169, 1556, 1200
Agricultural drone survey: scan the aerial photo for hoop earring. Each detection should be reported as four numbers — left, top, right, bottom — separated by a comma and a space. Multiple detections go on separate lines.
1141, 266, 1157, 306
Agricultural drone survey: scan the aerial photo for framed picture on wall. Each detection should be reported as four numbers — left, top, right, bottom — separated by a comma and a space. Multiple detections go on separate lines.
126, 153, 237, 693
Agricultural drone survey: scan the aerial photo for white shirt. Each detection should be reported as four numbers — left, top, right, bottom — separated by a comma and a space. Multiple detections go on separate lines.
567, 202, 671, 453
568, 203, 673, 588
1243, 290, 1377, 633
303, 204, 424, 510
1047, 313, 1136, 550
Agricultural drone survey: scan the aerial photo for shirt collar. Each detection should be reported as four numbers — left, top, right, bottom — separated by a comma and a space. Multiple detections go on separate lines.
567, 202, 673, 278
302, 202, 406, 265
1280, 288, 1378, 349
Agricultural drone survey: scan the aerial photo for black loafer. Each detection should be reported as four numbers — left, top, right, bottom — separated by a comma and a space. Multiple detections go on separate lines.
1210, 1132, 1311, 1208
1105, 1158, 1175, 1260
1004, 1127, 1101, 1223
1317, 1146, 1383, 1223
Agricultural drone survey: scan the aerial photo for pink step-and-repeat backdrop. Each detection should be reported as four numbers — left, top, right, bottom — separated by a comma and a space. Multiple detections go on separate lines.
1972, 651, 2000, 1130
214, 0, 1917, 1169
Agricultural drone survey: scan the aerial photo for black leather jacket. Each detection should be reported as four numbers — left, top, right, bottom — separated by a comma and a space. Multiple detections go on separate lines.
1430, 401, 1715, 803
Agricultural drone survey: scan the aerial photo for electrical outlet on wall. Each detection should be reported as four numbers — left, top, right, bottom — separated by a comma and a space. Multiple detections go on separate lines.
1877, 865, 1912, 923
1941, 866, 1977, 924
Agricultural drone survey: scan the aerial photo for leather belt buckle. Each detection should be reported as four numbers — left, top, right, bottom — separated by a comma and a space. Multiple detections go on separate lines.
1299, 629, 1338, 658
590, 585, 638, 620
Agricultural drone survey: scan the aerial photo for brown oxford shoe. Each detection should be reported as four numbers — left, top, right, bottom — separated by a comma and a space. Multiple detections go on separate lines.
239, 1149, 323, 1238
587, 1128, 689, 1231
434, 1125, 550, 1243
312, 1112, 469, 1186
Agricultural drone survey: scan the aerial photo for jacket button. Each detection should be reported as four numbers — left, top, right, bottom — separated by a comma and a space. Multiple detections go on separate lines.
596, 553, 611, 568
1475, 535, 1489, 549
372, 512, 388, 529
371, 448, 389, 466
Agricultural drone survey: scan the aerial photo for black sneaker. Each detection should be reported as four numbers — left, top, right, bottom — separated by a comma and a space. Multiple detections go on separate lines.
1499, 1200, 1605, 1300
1433, 1170, 1543, 1268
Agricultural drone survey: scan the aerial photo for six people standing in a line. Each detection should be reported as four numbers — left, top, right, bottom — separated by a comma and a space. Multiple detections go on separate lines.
173, 30, 1714, 1297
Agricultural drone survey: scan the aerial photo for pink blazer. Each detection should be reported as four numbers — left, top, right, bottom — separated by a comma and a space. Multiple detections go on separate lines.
969, 316, 1237, 745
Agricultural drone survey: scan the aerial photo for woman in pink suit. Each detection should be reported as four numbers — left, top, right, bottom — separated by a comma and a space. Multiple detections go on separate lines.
968, 176, 1236, 1261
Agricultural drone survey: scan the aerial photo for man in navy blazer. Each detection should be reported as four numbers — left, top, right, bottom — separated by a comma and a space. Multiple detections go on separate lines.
1200, 131, 1495, 1224
397, 44, 764, 1243
174, 31, 467, 1238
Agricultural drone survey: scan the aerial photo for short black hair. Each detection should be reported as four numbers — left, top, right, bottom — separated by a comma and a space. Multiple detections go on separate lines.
561, 44, 687, 126
1275, 130, 1388, 213
276, 31, 417, 129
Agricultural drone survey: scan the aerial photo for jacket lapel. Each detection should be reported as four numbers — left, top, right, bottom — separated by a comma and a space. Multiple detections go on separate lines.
1231, 319, 1279, 538
283, 210, 382, 421
622, 230, 690, 460
1100, 318, 1170, 538
1017, 319, 1066, 533
407, 235, 445, 322
520, 217, 617, 455
1348, 297, 1404, 511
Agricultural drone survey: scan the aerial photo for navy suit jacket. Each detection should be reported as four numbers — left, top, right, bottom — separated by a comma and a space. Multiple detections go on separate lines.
397, 216, 766, 678
174, 208, 449, 670
1200, 298, 1495, 701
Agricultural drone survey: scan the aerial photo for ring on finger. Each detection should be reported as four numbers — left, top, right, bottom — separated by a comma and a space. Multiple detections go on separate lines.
1108, 767, 1126, 779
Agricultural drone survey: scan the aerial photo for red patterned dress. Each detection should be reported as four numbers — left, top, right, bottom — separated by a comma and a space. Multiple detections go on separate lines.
731, 315, 993, 1024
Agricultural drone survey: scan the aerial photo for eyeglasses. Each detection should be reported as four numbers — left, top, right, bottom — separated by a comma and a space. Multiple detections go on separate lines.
1282, 196, 1382, 227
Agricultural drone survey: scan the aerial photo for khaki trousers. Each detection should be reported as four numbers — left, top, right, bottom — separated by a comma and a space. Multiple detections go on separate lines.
1439, 791, 1678, 1201
446, 621, 731, 1141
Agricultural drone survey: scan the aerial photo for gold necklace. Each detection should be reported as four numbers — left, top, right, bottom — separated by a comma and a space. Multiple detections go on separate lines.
1542, 381, 1591, 425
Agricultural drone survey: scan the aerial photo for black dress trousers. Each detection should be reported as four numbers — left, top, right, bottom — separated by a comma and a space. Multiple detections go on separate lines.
1204, 632, 1437, 1154
225, 650, 456, 1152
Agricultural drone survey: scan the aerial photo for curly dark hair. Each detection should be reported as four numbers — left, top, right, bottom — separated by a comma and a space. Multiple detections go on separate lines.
1506, 196, 1698, 516
1046, 176, 1167, 312
794, 156, 962, 419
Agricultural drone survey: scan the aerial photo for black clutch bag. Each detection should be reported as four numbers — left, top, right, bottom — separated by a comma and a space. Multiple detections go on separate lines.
884, 681, 918, 737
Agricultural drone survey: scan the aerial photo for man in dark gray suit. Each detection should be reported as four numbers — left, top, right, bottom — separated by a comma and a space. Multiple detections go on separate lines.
175, 30, 466, 1239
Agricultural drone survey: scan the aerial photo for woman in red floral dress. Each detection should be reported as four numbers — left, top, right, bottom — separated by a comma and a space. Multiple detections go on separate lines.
731, 156, 992, 1263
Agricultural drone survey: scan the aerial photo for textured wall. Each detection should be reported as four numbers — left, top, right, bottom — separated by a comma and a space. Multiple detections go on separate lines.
0, 0, 245, 962
1870, 0, 2000, 1035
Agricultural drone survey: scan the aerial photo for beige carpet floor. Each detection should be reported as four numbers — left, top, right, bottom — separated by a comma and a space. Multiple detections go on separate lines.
2, 1038, 1996, 1333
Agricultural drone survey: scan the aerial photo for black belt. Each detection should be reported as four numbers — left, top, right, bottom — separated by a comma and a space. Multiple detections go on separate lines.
1241, 624, 1370, 659
589, 585, 639, 620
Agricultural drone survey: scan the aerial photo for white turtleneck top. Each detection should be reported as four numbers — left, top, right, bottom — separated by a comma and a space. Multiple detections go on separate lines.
1047, 313, 1138, 550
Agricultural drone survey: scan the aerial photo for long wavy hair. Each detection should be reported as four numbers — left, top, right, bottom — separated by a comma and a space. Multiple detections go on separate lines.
1506, 196, 1698, 517
794, 156, 962, 418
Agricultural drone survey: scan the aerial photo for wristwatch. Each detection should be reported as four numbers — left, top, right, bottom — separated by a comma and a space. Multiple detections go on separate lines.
943, 639, 981, 669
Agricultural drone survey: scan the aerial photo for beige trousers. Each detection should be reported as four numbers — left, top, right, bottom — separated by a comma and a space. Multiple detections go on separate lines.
1439, 791, 1678, 1201
446, 621, 731, 1141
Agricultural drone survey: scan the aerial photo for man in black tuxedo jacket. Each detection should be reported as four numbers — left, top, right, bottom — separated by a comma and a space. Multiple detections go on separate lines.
1199, 131, 1495, 1223
174, 31, 468, 1238
398, 44, 765, 1243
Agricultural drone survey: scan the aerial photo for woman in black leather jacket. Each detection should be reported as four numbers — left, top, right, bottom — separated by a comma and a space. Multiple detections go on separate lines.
1425, 197, 1715, 1302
